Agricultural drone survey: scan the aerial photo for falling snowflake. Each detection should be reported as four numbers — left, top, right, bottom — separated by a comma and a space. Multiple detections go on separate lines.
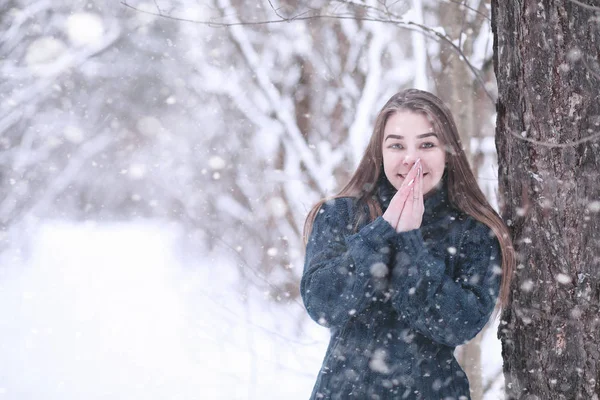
368, 349, 390, 374
66, 12, 104, 46
208, 156, 226, 170
587, 200, 600, 213
369, 262, 388, 278
520, 280, 534, 292
128, 164, 147, 179
555, 273, 571, 285
267, 197, 287, 218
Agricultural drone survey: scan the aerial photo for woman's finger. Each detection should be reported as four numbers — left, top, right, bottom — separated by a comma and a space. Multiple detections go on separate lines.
405, 185, 414, 213
413, 176, 419, 202
392, 165, 417, 206
396, 183, 420, 232
420, 167, 424, 203
385, 178, 412, 228
391, 160, 419, 231
417, 161, 423, 209
409, 162, 418, 212
384, 200, 402, 228
390, 181, 412, 217
400, 161, 419, 190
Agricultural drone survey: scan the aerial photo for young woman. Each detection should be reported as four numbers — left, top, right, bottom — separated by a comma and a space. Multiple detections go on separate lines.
301, 89, 514, 400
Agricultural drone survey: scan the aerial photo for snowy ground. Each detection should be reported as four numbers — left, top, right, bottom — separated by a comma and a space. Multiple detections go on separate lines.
0, 221, 503, 399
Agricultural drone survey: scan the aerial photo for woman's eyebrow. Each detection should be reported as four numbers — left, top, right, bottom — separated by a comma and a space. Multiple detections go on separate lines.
384, 133, 439, 141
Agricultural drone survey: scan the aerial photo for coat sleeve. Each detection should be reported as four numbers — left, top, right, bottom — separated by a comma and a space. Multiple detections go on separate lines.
390, 217, 502, 347
300, 198, 398, 329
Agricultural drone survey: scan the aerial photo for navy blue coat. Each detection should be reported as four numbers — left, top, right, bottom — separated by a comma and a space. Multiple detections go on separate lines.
301, 176, 501, 400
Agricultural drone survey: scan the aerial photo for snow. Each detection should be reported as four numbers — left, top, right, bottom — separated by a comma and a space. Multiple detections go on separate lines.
136, 116, 165, 137
66, 13, 104, 47
128, 163, 148, 179
480, 319, 505, 399
266, 197, 288, 218
2, 1, 509, 398
0, 221, 327, 400
348, 23, 386, 167
408, 0, 429, 91
471, 136, 500, 211
587, 200, 600, 212
208, 156, 227, 170
555, 273, 572, 285
0, 221, 506, 399
63, 125, 85, 144
25, 37, 67, 66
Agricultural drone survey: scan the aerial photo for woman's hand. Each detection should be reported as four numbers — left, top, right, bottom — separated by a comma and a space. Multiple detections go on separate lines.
396, 159, 424, 232
382, 161, 422, 232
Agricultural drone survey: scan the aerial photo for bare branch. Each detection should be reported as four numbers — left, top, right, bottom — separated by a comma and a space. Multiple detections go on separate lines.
418, 25, 495, 102
443, 0, 490, 22
213, 0, 330, 196
582, 56, 600, 81
266, 0, 286, 20
153, 0, 163, 15
508, 129, 600, 148
458, 1, 468, 53
122, 1, 296, 26
120, 1, 495, 102
0, 0, 53, 54
569, 0, 600, 12
16, 134, 114, 221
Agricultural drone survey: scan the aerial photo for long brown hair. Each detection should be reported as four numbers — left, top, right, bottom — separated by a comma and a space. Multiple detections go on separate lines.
303, 89, 514, 310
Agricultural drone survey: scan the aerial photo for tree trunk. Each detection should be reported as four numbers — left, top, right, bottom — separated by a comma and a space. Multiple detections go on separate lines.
437, 1, 475, 158
492, 1, 600, 398
435, 3, 497, 398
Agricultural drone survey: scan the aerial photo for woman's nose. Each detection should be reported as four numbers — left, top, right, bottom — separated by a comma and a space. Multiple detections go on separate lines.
402, 152, 417, 166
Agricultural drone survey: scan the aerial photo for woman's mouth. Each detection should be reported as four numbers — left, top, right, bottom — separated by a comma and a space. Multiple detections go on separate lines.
399, 173, 428, 178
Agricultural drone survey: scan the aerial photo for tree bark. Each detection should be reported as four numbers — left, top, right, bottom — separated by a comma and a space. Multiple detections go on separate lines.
492, 1, 600, 399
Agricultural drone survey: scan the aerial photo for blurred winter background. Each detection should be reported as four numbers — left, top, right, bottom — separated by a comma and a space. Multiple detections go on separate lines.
1, 0, 504, 399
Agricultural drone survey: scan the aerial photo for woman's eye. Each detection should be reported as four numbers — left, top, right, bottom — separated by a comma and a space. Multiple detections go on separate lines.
421, 142, 435, 149
390, 143, 403, 149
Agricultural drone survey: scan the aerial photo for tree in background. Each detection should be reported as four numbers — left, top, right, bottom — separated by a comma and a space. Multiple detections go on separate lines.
3, 0, 502, 397
493, 0, 600, 398
0, 0, 118, 238
124, 1, 500, 397
432, 2, 498, 397
0, 0, 216, 239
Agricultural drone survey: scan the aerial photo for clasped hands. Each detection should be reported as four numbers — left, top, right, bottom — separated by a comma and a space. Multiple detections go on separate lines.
382, 159, 424, 233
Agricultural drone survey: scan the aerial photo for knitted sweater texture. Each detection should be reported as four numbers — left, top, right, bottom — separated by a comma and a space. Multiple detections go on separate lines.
301, 176, 502, 400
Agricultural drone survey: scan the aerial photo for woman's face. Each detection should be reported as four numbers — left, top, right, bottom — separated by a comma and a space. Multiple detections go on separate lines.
382, 111, 446, 195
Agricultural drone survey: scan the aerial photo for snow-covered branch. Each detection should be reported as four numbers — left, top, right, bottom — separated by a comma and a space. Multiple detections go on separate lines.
216, 0, 329, 196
